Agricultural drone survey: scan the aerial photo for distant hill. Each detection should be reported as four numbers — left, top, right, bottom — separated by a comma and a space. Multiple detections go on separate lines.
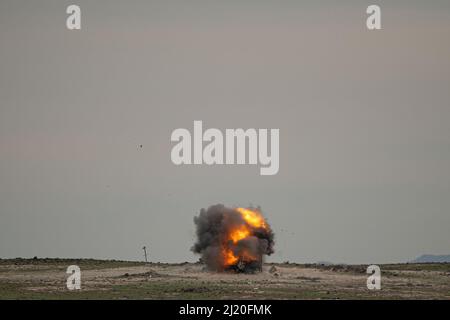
411, 254, 450, 263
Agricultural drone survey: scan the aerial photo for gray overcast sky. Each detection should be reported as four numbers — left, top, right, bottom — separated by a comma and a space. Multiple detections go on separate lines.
1, 0, 449, 264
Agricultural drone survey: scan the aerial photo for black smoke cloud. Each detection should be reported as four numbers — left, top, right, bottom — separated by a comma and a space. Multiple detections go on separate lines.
191, 204, 275, 271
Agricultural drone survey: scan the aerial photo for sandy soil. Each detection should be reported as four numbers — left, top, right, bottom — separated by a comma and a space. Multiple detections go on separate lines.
0, 259, 449, 299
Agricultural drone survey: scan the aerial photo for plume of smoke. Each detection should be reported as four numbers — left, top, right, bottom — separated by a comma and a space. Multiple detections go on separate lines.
191, 204, 275, 271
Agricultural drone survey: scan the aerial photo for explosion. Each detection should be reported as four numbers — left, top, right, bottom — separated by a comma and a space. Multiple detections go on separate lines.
192, 204, 274, 272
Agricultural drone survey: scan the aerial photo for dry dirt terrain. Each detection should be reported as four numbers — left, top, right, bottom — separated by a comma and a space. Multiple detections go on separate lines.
0, 258, 449, 299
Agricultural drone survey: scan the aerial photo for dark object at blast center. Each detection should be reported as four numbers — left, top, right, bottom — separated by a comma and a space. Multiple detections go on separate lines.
227, 255, 263, 273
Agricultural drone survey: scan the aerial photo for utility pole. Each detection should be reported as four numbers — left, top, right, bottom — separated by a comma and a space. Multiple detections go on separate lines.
142, 246, 148, 263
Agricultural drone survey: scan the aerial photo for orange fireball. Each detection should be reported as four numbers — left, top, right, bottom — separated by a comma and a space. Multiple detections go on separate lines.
221, 207, 270, 267
236, 207, 268, 229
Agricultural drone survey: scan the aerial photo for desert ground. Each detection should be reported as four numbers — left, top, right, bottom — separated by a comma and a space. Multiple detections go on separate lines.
0, 258, 449, 299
